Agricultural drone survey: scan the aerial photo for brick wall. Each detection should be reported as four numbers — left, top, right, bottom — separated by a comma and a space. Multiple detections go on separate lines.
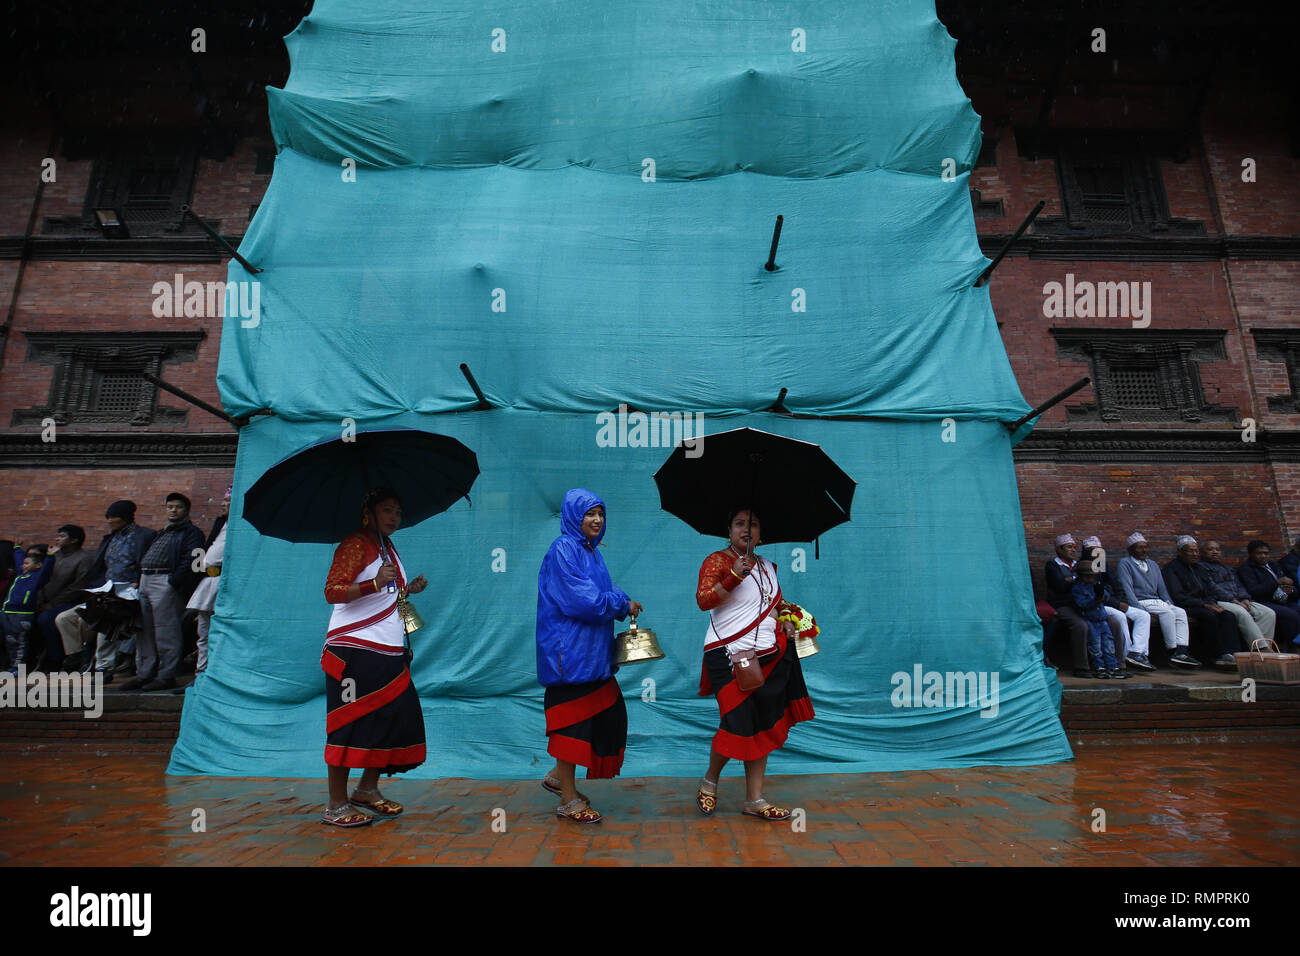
0, 467, 232, 546
1019, 461, 1287, 597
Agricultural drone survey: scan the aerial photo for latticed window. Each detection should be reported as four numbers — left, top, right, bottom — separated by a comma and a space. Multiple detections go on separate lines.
41, 135, 202, 237
1109, 366, 1161, 407
1050, 329, 1234, 424
94, 372, 147, 417
1073, 162, 1131, 226
12, 331, 203, 428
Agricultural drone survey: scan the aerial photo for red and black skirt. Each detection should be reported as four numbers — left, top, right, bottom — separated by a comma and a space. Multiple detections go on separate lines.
699, 631, 814, 761
543, 676, 627, 779
322, 645, 426, 774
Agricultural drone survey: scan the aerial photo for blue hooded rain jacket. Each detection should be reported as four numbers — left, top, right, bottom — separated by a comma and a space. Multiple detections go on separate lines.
536, 489, 631, 687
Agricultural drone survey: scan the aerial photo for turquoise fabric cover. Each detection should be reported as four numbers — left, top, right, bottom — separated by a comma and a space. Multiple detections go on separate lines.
169, 0, 1069, 778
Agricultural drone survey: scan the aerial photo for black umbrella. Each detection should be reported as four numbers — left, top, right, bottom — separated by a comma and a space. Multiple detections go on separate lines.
243, 428, 479, 543
653, 426, 855, 546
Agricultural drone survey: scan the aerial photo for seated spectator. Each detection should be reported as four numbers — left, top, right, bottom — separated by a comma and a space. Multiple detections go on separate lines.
1071, 564, 1127, 679
1043, 533, 1094, 677
59, 500, 155, 679
35, 525, 95, 672
1161, 536, 1241, 670
1, 541, 53, 674
1277, 537, 1300, 594
1200, 540, 1280, 649
1082, 535, 1153, 671
1236, 541, 1300, 647
1043, 533, 1125, 677
1115, 532, 1199, 668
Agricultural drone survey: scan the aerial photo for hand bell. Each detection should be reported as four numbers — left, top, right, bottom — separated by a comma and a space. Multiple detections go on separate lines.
615, 617, 665, 665
794, 631, 821, 658
398, 592, 425, 636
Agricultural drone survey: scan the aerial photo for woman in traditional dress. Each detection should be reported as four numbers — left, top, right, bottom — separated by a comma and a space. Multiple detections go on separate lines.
319, 487, 429, 827
536, 488, 642, 823
695, 508, 815, 820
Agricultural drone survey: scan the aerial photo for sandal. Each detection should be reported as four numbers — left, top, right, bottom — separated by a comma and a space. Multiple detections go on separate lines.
542, 775, 590, 805
696, 777, 718, 816
556, 798, 602, 824
322, 804, 373, 827
742, 799, 792, 821
350, 788, 404, 816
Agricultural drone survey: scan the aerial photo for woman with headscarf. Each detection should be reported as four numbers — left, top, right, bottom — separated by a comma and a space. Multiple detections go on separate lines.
694, 507, 815, 821
319, 487, 429, 827
536, 488, 642, 823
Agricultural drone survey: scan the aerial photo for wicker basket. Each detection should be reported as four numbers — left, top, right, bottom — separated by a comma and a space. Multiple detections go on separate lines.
1234, 639, 1300, 685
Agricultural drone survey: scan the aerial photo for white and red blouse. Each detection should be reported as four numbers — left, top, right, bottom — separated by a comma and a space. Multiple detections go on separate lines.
696, 547, 795, 657
323, 532, 407, 654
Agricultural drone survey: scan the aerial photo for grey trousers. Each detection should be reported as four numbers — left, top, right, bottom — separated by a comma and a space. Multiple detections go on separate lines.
139, 573, 184, 682
195, 610, 211, 674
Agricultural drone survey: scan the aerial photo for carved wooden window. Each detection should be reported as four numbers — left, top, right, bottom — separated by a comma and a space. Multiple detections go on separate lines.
12, 331, 203, 427
1051, 329, 1234, 423
1018, 130, 1205, 238
1251, 329, 1300, 413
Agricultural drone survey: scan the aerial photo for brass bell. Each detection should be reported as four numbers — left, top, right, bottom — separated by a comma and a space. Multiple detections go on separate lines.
398, 591, 425, 636
615, 617, 665, 665
794, 631, 821, 659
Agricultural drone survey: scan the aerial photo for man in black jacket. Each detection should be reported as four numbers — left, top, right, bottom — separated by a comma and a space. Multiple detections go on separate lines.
1161, 536, 1242, 670
1043, 533, 1123, 677
1276, 537, 1300, 600
119, 493, 205, 692
34, 525, 95, 671
1237, 541, 1300, 647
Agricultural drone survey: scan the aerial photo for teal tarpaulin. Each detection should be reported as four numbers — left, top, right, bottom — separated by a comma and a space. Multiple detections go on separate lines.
169, 0, 1069, 778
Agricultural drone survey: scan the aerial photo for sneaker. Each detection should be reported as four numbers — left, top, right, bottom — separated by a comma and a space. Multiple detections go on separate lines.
1109, 669, 1131, 679
1213, 654, 1237, 671
142, 677, 176, 692
117, 676, 149, 691
1168, 651, 1201, 668
1094, 670, 1111, 679
1128, 653, 1156, 671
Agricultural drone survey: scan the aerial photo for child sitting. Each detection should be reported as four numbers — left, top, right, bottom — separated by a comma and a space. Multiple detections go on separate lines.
1071, 564, 1129, 680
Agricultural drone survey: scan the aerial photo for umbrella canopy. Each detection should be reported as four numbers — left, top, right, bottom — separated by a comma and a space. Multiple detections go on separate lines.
243, 428, 479, 543
653, 426, 855, 545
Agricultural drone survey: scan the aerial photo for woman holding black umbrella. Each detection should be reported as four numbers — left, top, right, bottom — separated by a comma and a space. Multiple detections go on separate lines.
694, 507, 815, 821
319, 487, 429, 827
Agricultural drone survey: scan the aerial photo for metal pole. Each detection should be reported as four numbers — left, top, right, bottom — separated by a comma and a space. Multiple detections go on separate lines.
140, 371, 243, 428
764, 215, 784, 272
1005, 376, 1091, 433
974, 200, 1045, 287
181, 205, 262, 274
459, 363, 492, 409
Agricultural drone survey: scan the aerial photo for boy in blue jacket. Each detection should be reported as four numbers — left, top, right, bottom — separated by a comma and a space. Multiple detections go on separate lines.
1072, 564, 1128, 680
3, 544, 54, 673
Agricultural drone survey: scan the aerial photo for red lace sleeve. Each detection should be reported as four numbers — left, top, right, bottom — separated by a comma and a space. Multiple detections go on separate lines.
697, 550, 742, 610
324, 535, 375, 604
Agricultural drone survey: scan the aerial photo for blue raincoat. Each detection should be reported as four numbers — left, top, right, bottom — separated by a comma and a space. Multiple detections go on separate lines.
536, 489, 631, 687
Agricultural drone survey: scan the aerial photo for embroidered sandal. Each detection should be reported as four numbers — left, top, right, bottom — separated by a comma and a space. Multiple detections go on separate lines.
350, 789, 404, 816
542, 775, 590, 805
556, 798, 602, 824
322, 804, 373, 827
742, 799, 792, 822
696, 777, 718, 816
